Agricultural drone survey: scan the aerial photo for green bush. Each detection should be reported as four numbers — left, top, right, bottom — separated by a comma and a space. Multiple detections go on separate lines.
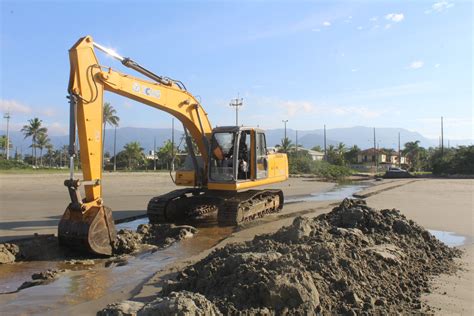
0, 158, 32, 170
432, 146, 474, 175
288, 153, 352, 180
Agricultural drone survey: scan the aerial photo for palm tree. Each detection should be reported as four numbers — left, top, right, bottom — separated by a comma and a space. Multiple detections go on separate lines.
0, 135, 12, 156
21, 118, 47, 167
344, 145, 361, 164
278, 137, 293, 153
36, 133, 51, 166
103, 102, 120, 168
311, 145, 323, 152
123, 141, 144, 169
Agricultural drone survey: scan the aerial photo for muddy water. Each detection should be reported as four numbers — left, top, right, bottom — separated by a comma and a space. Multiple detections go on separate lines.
428, 230, 471, 247
285, 182, 371, 203
0, 225, 233, 314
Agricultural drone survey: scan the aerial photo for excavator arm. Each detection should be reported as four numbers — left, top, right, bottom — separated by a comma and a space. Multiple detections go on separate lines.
59, 35, 213, 255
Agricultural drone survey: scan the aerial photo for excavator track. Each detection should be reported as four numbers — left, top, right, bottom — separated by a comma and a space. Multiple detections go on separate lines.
217, 190, 284, 226
147, 189, 283, 226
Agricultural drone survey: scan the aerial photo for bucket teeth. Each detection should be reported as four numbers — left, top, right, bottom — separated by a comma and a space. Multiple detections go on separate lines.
58, 205, 116, 256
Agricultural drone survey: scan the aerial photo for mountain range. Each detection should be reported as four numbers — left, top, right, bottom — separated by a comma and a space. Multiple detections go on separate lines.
1, 126, 471, 156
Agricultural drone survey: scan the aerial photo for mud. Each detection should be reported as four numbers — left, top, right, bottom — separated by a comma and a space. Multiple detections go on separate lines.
113, 224, 198, 255
102, 199, 461, 315
0, 223, 198, 294
16, 268, 70, 292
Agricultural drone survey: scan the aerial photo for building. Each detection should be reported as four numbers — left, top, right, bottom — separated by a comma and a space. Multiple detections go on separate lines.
357, 148, 388, 164
357, 148, 409, 170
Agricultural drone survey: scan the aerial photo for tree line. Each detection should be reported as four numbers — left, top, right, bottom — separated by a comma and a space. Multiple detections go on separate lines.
0, 103, 179, 171
275, 137, 473, 176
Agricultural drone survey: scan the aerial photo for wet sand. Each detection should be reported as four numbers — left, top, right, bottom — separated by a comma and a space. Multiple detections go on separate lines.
0, 172, 334, 241
1, 176, 472, 314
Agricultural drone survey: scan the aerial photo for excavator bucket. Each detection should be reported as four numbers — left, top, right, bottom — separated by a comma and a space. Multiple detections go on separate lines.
58, 205, 116, 256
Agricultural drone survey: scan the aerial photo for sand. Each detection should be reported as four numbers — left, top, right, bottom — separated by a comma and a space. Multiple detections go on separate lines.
0, 172, 334, 241
0, 175, 472, 314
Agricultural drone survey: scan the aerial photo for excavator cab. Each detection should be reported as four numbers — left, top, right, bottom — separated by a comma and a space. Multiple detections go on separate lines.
209, 127, 267, 184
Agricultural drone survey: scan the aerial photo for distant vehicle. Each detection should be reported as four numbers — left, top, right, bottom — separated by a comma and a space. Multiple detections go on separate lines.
384, 167, 412, 178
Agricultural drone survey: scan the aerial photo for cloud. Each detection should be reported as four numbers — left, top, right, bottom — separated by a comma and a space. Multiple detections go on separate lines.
426, 1, 454, 14
323, 21, 331, 27
311, 28, 321, 32
48, 122, 68, 135
408, 60, 424, 69
435, 63, 441, 68
357, 26, 363, 30
370, 16, 378, 22
39, 107, 57, 117
385, 13, 404, 22
0, 99, 32, 114
351, 68, 359, 72
279, 100, 315, 117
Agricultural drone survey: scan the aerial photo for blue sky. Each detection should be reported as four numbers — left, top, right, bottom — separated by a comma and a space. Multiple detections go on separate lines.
1, 0, 472, 141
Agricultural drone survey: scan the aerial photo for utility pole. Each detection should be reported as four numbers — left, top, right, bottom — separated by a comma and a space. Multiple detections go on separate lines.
229, 95, 243, 126
153, 136, 157, 171
398, 132, 401, 168
323, 124, 327, 161
441, 116, 444, 156
3, 112, 11, 160
295, 130, 298, 156
282, 120, 288, 140
113, 125, 117, 172
373, 127, 378, 173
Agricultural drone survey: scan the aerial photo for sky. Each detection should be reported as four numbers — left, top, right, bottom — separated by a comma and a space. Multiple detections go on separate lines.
0, 0, 472, 141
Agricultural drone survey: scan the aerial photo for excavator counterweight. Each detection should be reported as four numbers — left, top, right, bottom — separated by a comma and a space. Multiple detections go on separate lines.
58, 36, 288, 256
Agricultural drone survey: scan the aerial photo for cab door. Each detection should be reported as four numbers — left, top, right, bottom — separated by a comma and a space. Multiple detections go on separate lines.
253, 131, 268, 180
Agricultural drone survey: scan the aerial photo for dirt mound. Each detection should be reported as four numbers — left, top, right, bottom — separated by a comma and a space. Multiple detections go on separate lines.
158, 199, 461, 314
113, 224, 197, 255
139, 291, 221, 316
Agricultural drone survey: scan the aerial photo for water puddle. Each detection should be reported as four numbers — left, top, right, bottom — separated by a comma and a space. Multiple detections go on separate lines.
0, 223, 233, 314
428, 230, 470, 247
286, 182, 371, 204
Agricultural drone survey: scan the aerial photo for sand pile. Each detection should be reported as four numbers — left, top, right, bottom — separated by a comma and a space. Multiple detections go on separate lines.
102, 199, 460, 315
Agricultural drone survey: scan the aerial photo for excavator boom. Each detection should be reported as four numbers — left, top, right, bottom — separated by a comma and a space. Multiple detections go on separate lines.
59, 36, 213, 255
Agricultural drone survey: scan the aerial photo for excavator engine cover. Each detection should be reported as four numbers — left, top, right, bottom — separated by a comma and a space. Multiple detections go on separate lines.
58, 205, 116, 256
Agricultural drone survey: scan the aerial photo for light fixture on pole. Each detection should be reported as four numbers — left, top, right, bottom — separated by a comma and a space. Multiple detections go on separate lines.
282, 120, 288, 140
229, 96, 243, 126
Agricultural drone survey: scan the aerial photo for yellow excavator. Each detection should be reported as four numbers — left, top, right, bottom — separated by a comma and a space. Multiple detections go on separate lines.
58, 36, 288, 256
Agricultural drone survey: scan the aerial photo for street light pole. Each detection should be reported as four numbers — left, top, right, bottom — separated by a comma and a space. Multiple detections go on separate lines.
113, 125, 117, 172
282, 120, 288, 140
3, 112, 11, 160
229, 96, 243, 126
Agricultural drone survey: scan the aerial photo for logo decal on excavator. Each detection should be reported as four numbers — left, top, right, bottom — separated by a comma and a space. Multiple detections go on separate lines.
132, 82, 161, 99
